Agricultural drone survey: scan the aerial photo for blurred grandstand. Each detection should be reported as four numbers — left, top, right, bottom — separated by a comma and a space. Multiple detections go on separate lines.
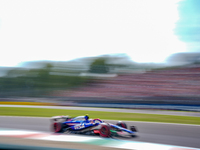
52, 64, 200, 105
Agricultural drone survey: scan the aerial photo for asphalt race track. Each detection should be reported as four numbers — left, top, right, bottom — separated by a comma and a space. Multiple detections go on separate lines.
0, 116, 200, 148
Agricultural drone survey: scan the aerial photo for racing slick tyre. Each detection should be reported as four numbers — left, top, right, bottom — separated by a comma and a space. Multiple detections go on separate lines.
99, 123, 111, 137
116, 121, 127, 129
52, 122, 63, 133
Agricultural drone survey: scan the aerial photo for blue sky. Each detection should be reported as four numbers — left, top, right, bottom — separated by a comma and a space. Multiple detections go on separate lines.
175, 0, 200, 52
0, 0, 198, 67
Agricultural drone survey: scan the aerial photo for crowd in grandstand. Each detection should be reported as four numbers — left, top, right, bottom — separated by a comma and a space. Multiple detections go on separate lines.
53, 65, 200, 100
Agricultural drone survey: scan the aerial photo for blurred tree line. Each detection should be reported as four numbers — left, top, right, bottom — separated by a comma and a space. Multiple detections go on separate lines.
0, 63, 89, 97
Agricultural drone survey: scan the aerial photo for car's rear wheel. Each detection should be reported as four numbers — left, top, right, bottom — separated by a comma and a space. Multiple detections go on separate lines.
99, 124, 111, 137
52, 122, 63, 133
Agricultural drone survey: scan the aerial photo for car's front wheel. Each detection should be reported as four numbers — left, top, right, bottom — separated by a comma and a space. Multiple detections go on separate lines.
116, 121, 127, 129
99, 123, 111, 137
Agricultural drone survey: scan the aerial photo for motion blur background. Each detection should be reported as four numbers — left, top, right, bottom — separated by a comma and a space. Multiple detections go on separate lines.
0, 0, 200, 109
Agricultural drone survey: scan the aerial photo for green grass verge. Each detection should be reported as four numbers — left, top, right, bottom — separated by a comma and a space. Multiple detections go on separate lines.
0, 107, 200, 125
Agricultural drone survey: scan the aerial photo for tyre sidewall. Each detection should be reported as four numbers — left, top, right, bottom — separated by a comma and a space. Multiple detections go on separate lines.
99, 124, 111, 137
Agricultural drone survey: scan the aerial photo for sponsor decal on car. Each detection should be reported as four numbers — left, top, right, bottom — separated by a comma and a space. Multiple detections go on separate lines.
74, 124, 85, 129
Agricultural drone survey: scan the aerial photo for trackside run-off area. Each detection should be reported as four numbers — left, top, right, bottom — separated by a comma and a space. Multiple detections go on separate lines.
0, 128, 199, 150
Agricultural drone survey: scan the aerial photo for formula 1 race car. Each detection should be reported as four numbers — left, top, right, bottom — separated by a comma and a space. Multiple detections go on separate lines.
51, 115, 137, 138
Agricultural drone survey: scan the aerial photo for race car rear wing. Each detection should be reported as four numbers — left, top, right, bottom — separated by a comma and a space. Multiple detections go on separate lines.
51, 115, 71, 122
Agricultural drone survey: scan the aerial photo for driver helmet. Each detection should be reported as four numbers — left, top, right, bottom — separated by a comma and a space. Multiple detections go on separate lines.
85, 114, 89, 120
